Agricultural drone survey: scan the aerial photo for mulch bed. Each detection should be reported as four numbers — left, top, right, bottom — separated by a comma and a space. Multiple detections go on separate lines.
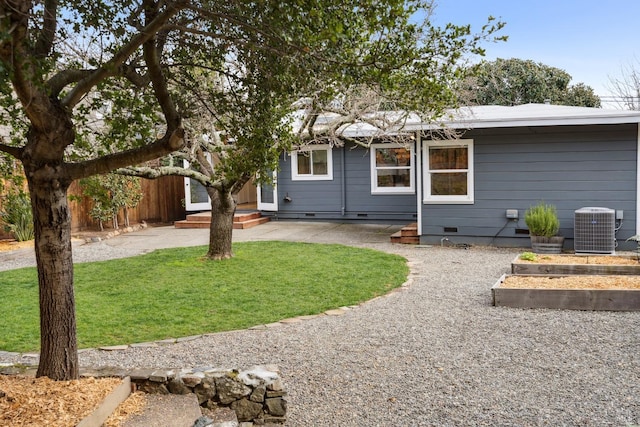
0, 375, 145, 427
502, 275, 640, 290
520, 254, 640, 265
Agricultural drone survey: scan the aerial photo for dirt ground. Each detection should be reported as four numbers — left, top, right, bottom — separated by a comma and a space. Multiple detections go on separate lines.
0, 222, 160, 253
519, 254, 640, 265
511, 254, 640, 289
503, 275, 640, 290
0, 375, 146, 426
0, 239, 33, 252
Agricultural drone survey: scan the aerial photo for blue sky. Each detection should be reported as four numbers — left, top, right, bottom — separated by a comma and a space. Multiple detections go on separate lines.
429, 1, 640, 105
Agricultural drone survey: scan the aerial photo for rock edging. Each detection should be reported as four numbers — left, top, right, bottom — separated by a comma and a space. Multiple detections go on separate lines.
1, 364, 286, 426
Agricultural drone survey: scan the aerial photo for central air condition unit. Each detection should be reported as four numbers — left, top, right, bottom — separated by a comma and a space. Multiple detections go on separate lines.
574, 207, 616, 254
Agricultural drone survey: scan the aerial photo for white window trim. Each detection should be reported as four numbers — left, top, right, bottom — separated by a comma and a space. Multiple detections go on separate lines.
370, 143, 415, 195
290, 145, 333, 181
423, 139, 474, 204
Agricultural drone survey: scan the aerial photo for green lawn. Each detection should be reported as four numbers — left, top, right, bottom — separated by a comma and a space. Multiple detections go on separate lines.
0, 241, 408, 352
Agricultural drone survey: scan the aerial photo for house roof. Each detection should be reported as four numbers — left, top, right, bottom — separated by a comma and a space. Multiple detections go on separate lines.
292, 104, 640, 139
414, 103, 640, 130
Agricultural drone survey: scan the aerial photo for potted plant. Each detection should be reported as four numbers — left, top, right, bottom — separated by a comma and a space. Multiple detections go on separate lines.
524, 201, 564, 253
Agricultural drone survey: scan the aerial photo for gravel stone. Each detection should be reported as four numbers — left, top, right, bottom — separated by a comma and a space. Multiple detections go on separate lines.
1, 226, 639, 426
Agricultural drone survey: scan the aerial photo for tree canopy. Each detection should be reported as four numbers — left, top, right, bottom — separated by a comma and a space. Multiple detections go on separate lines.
0, 0, 504, 380
461, 58, 601, 107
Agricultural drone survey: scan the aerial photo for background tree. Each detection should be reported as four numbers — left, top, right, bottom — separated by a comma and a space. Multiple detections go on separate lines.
0, 0, 502, 380
607, 60, 640, 110
78, 174, 142, 230
461, 58, 601, 107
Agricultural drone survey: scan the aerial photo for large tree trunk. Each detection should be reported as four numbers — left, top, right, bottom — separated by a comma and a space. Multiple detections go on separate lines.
26, 168, 78, 380
206, 188, 237, 260
22, 111, 79, 380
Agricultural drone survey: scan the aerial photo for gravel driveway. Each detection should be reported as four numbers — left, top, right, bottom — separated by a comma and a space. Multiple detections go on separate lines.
1, 225, 639, 426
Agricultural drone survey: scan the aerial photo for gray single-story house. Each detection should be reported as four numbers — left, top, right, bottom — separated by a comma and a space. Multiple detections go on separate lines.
257, 104, 640, 250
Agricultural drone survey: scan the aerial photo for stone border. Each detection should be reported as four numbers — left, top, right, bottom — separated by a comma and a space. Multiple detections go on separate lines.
0, 272, 414, 362
1, 364, 286, 426
74, 221, 149, 244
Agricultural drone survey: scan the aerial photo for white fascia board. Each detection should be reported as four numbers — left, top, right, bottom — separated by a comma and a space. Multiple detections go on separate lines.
405, 106, 640, 131
447, 116, 640, 129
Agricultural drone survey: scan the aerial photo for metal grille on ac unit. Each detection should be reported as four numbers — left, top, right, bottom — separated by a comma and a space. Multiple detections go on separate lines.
574, 207, 615, 254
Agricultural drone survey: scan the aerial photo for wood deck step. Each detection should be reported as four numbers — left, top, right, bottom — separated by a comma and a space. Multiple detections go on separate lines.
400, 222, 418, 237
233, 215, 270, 229
391, 223, 420, 245
175, 211, 269, 229
174, 220, 209, 229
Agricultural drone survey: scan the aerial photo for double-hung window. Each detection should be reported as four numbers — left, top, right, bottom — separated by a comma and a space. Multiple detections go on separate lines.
423, 139, 474, 203
370, 143, 414, 194
291, 145, 333, 181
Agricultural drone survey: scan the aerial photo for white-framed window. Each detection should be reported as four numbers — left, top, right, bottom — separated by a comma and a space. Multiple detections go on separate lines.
370, 143, 415, 194
423, 139, 474, 204
291, 145, 333, 181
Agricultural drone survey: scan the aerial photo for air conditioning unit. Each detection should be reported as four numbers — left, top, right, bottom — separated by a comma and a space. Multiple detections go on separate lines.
574, 207, 615, 254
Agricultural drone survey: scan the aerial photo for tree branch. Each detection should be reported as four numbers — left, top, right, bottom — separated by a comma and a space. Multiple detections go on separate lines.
142, 7, 181, 131
34, 0, 58, 58
47, 69, 94, 97
0, 0, 55, 129
116, 164, 213, 185
66, 128, 185, 180
229, 173, 251, 195
0, 142, 24, 159
61, 0, 187, 108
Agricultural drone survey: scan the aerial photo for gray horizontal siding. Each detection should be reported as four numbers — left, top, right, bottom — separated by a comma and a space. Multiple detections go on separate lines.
275, 144, 416, 221
421, 124, 638, 250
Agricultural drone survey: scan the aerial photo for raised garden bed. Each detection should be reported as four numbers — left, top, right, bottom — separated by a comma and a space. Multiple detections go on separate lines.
492, 274, 640, 311
511, 253, 640, 276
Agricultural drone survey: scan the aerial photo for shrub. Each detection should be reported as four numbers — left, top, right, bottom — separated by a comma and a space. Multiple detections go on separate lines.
524, 202, 559, 237
0, 190, 34, 241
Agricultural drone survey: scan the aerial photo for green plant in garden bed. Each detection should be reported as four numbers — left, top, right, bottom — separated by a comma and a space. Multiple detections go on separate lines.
0, 241, 408, 352
519, 251, 538, 262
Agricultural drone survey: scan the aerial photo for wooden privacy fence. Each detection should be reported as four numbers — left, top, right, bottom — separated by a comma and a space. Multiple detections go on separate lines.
69, 175, 186, 231
2, 174, 257, 236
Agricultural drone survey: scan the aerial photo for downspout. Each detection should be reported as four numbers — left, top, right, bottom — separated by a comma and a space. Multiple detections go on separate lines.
341, 145, 346, 216
416, 132, 422, 238
636, 123, 640, 234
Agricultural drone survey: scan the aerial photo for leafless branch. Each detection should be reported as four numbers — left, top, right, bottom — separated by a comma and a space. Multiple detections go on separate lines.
62, 0, 187, 108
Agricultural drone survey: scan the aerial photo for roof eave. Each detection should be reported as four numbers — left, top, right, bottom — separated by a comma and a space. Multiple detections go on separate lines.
405, 116, 640, 131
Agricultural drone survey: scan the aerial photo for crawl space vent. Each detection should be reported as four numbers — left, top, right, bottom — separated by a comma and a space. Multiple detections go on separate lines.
574, 207, 615, 254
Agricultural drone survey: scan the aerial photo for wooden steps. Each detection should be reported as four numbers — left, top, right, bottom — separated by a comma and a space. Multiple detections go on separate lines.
174, 211, 270, 230
390, 222, 420, 245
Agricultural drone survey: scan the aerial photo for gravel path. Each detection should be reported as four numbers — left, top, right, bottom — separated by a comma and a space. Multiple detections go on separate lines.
1, 229, 639, 426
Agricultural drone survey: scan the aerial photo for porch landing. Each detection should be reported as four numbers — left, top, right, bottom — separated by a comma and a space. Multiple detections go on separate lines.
174, 211, 270, 230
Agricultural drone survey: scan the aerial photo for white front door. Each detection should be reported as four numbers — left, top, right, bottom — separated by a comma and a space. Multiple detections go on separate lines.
257, 171, 278, 211
183, 157, 212, 211
184, 177, 210, 211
